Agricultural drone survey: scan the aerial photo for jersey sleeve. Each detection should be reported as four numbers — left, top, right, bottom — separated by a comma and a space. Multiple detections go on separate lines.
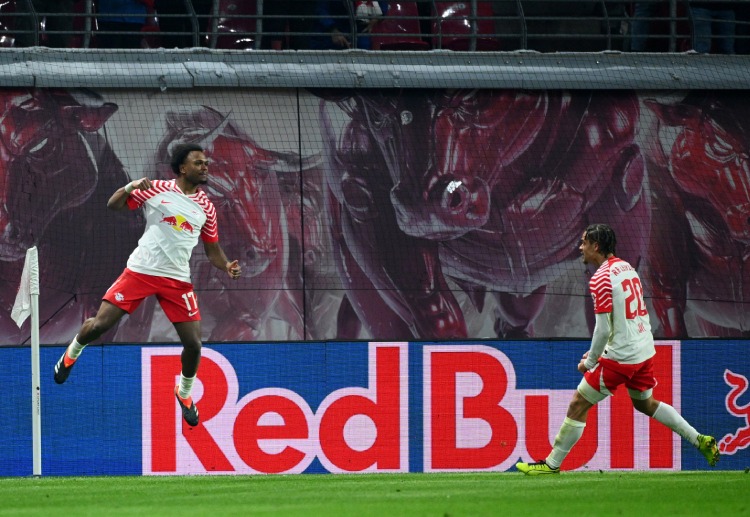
200, 199, 219, 243
589, 265, 613, 314
126, 190, 147, 210
126, 180, 167, 210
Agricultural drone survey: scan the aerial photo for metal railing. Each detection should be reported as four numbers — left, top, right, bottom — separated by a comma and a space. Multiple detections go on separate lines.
1, 0, 749, 53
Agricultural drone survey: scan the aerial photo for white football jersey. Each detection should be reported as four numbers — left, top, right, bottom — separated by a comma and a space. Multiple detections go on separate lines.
589, 257, 655, 364
125, 179, 218, 283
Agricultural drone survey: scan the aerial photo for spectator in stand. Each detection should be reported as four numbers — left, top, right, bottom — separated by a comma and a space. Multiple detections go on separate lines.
629, 1, 661, 52
154, 0, 212, 48
15, 0, 75, 47
97, 0, 149, 49
309, 0, 387, 50
689, 1, 735, 53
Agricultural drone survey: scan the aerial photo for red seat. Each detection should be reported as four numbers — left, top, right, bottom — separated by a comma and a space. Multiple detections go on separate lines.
372, 2, 429, 51
432, 1, 501, 51
210, 0, 257, 50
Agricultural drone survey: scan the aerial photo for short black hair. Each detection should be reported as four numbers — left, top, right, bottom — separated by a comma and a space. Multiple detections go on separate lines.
584, 223, 617, 256
170, 143, 204, 175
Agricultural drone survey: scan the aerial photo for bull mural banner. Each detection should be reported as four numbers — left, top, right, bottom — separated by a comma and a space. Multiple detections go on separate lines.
1, 340, 748, 476
0, 88, 748, 343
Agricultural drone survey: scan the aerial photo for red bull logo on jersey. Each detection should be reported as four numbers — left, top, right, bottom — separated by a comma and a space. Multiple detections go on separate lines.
718, 369, 750, 455
161, 215, 194, 234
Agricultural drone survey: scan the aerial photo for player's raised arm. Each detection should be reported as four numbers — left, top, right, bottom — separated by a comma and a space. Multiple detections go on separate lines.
203, 241, 241, 279
107, 178, 153, 211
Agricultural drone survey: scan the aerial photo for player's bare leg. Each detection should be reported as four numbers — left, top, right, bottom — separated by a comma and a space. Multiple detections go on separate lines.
54, 301, 127, 384
173, 320, 202, 426
77, 301, 129, 344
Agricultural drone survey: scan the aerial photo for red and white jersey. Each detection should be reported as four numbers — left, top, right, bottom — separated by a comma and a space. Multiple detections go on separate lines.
589, 256, 655, 364
125, 179, 218, 282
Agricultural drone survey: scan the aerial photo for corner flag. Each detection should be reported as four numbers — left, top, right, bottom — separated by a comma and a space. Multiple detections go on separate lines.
11, 247, 42, 476
11, 247, 39, 328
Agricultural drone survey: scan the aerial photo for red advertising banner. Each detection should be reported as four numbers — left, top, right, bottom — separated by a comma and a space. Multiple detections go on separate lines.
3, 339, 748, 476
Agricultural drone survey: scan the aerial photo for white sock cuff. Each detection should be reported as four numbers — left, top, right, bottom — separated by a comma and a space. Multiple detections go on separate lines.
67, 336, 87, 360
563, 417, 587, 428
178, 373, 197, 399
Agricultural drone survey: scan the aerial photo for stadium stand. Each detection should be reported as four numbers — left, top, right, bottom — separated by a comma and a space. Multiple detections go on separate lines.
0, 1, 748, 54
372, 2, 429, 50
209, 0, 258, 50
432, 1, 501, 51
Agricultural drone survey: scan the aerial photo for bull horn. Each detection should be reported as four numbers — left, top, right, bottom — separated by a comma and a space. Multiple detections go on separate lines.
166, 106, 232, 155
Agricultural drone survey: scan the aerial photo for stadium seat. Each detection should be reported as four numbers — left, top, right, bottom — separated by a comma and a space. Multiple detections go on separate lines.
0, 0, 17, 47
209, 0, 257, 50
372, 2, 430, 51
431, 1, 501, 51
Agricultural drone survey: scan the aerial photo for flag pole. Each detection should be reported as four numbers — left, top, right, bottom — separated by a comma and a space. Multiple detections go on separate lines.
28, 247, 41, 477
11, 246, 41, 476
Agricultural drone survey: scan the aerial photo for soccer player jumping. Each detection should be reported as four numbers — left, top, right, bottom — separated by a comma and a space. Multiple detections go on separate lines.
516, 224, 719, 475
53, 143, 242, 427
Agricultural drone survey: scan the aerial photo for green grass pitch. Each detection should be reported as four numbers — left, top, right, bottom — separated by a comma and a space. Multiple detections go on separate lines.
1, 471, 747, 516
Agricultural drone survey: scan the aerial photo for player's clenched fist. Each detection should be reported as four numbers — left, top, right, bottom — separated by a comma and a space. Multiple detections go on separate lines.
125, 177, 152, 193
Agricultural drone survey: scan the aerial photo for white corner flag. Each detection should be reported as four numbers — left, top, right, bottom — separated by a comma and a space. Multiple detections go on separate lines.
11, 247, 39, 327
11, 247, 42, 476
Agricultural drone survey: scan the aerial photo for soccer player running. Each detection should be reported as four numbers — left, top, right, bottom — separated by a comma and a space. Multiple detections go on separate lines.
53, 143, 241, 427
516, 224, 719, 475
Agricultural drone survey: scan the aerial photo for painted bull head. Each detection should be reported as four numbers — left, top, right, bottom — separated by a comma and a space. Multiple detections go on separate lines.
0, 89, 117, 261
408, 89, 547, 239
646, 94, 750, 245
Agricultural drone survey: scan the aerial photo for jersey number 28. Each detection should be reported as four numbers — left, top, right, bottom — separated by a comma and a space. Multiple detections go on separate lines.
622, 278, 647, 319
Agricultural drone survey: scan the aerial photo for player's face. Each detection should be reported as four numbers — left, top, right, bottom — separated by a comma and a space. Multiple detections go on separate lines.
181, 151, 209, 185
579, 231, 598, 265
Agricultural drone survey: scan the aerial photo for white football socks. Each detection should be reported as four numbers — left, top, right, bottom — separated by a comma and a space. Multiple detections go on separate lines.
178, 373, 196, 400
67, 336, 87, 361
546, 417, 587, 469
652, 402, 700, 446
539, 402, 699, 470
